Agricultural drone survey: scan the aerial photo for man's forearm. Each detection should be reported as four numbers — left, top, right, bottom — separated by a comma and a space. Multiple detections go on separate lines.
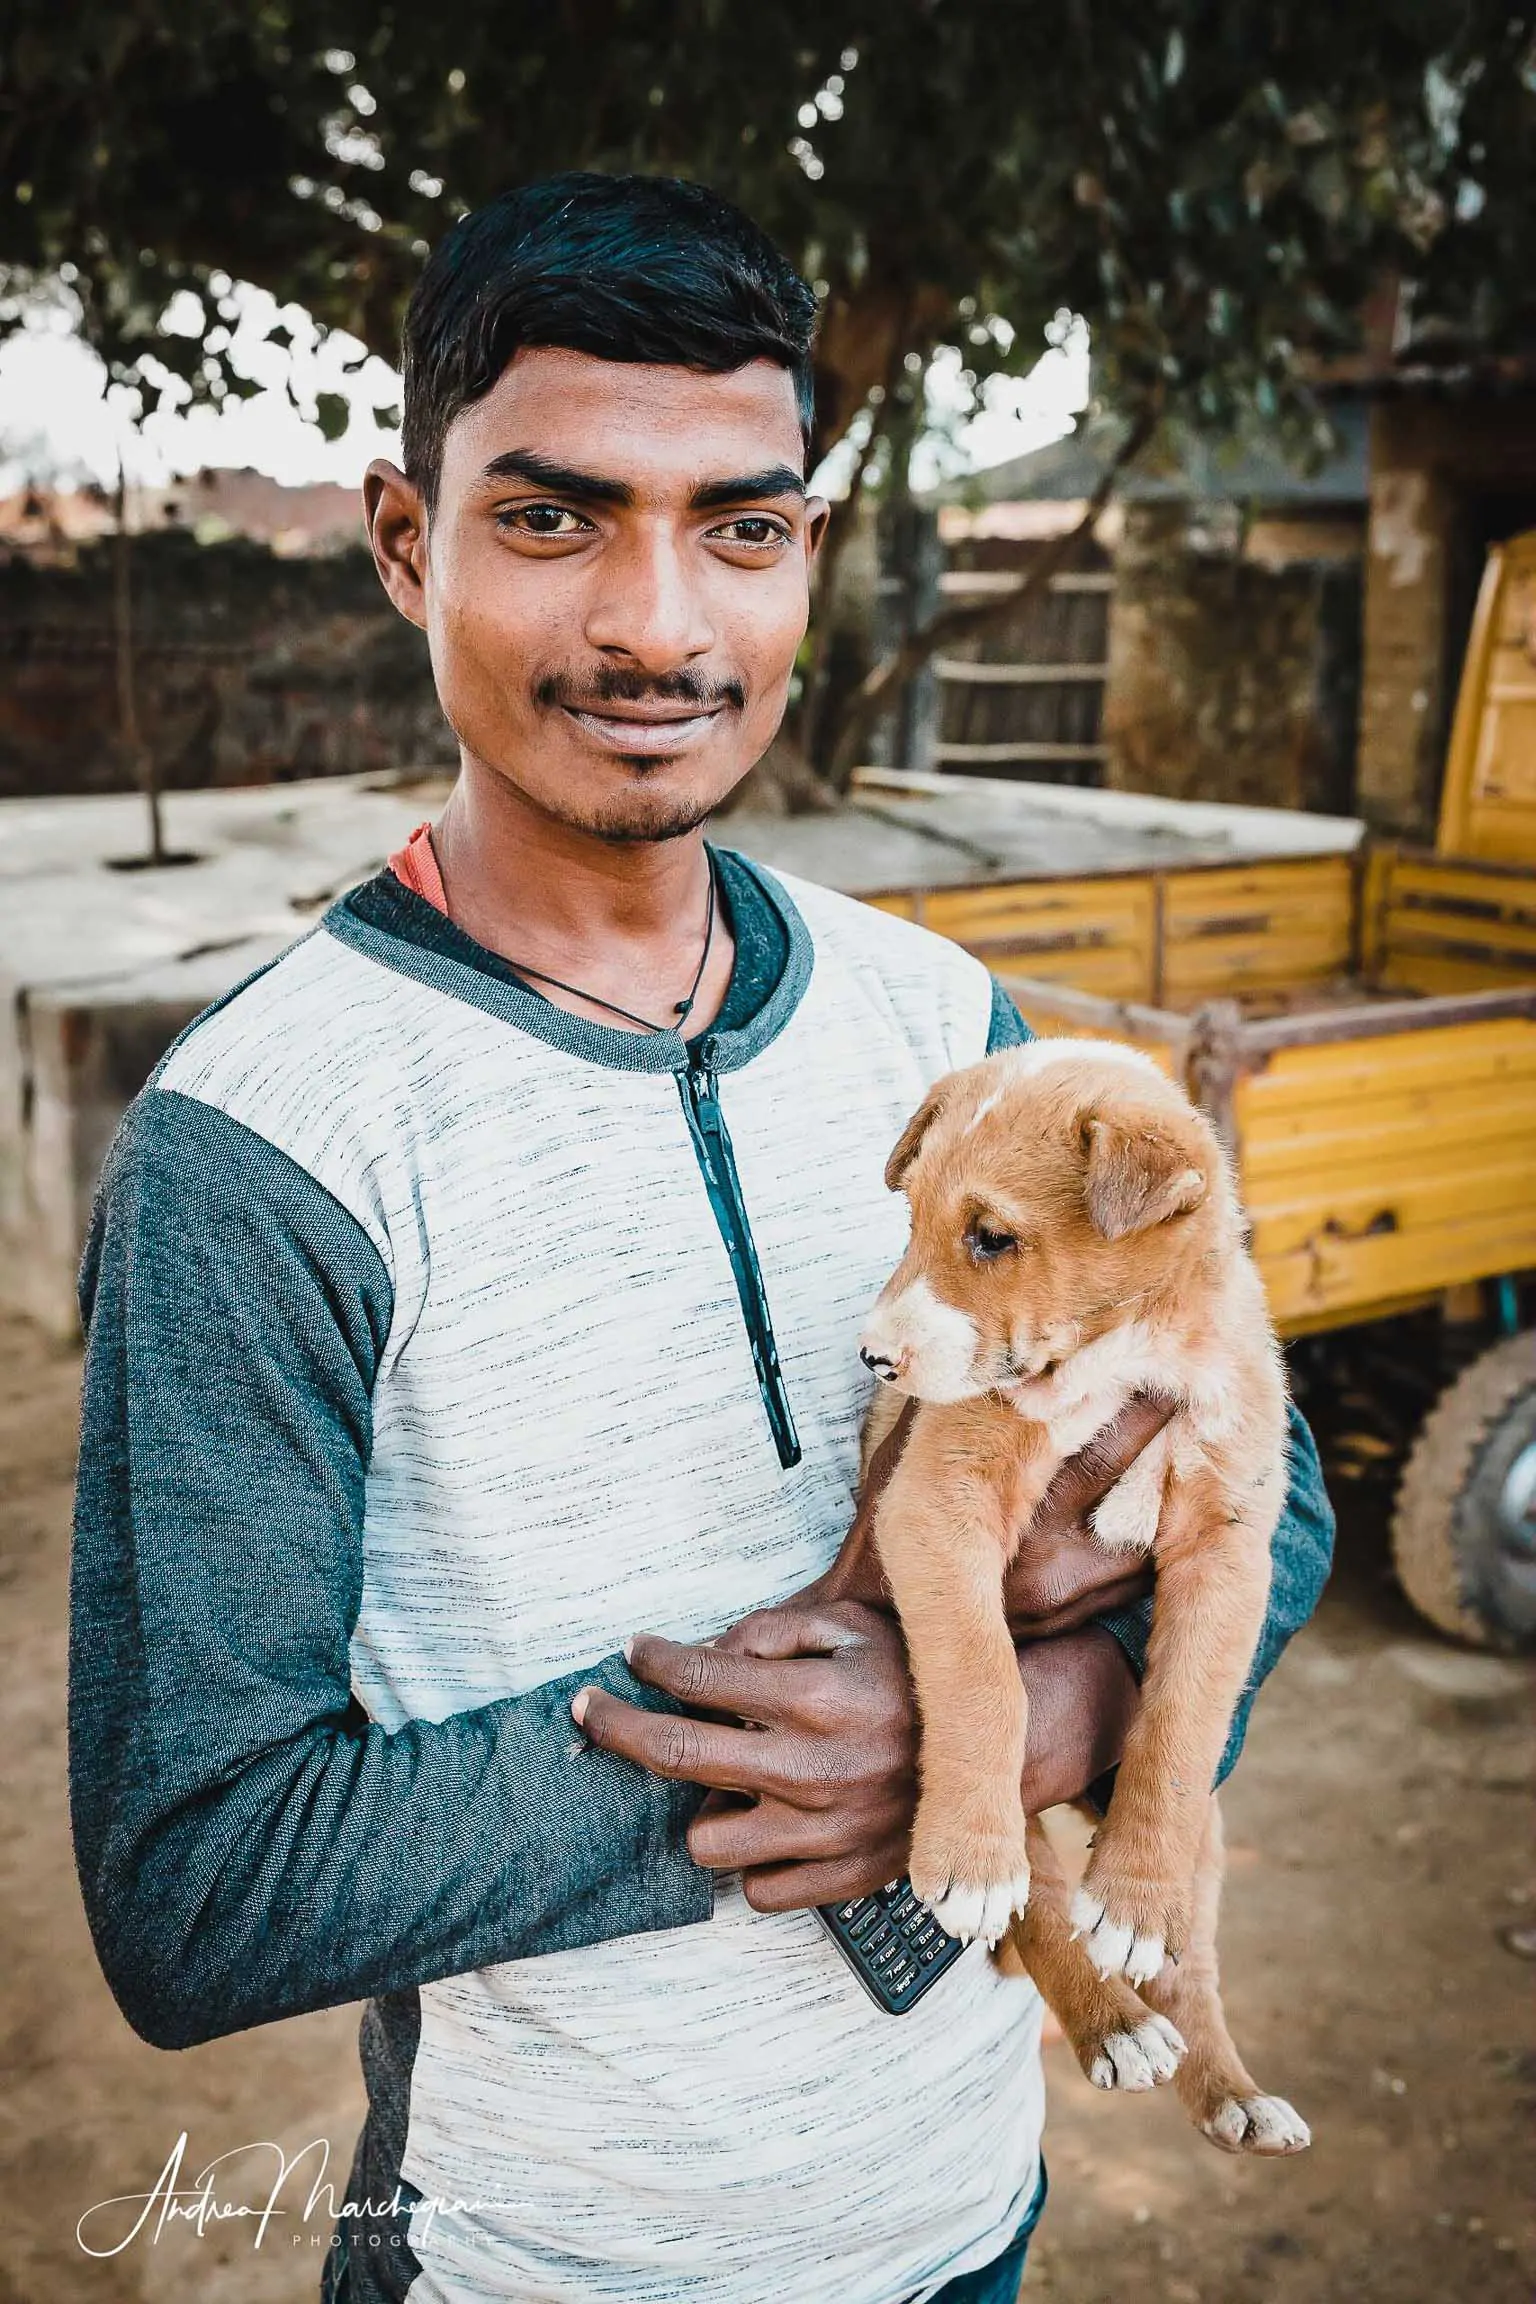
72, 1090, 714, 2051
1018, 1627, 1140, 1812
72, 1647, 712, 2052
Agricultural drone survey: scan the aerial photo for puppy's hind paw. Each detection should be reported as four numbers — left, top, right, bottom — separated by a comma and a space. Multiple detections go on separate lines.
1204, 2093, 1311, 2156
1068, 1887, 1167, 1986
1087, 2014, 1187, 2094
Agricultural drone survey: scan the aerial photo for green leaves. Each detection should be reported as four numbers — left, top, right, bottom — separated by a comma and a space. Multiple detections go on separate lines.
312, 389, 349, 442
1, 0, 1528, 473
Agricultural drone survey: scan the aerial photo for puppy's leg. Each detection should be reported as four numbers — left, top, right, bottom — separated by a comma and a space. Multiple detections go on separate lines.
876, 1403, 1054, 1944
1072, 1466, 1273, 1983
1006, 1815, 1185, 2095
1138, 1796, 1310, 2155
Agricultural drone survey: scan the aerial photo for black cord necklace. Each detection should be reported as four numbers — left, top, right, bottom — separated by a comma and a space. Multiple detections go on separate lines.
499, 851, 719, 1035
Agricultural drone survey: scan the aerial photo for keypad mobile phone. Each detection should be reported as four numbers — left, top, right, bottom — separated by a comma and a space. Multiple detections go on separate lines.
816, 1879, 966, 2013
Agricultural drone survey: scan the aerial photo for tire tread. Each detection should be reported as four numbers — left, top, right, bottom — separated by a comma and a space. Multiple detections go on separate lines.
1390, 1331, 1536, 1649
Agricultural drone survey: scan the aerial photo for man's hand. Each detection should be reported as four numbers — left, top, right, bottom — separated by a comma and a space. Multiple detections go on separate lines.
573, 1606, 1139, 1910
571, 1394, 1169, 1911
573, 1602, 918, 1909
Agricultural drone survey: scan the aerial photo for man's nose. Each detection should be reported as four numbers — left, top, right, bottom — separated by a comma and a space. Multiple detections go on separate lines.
584, 521, 716, 671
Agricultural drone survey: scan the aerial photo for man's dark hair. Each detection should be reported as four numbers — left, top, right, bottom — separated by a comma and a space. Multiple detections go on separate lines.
401, 173, 818, 508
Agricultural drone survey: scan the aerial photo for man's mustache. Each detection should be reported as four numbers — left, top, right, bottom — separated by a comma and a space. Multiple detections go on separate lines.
535, 667, 746, 713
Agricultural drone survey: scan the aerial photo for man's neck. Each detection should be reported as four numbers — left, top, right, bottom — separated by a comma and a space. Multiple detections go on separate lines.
431, 756, 736, 1037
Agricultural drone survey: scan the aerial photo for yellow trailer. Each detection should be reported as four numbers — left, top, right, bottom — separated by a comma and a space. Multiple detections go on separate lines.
863, 529, 1536, 1650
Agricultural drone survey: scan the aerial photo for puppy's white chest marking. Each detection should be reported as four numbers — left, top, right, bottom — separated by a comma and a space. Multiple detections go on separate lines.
1008, 1318, 1198, 1553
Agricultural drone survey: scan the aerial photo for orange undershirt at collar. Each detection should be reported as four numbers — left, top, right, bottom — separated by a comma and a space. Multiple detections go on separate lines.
387, 822, 449, 915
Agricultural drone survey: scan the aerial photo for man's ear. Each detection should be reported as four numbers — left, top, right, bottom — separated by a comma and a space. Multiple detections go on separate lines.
885, 1081, 952, 1192
363, 459, 429, 631
1082, 1113, 1207, 1240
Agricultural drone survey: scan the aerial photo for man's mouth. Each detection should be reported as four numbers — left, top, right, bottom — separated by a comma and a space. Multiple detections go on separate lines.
561, 703, 729, 758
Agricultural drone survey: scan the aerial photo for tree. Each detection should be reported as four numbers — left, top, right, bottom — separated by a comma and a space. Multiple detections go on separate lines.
5, 1, 1531, 788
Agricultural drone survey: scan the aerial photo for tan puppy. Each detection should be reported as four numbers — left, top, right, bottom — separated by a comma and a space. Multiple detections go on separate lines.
858, 1038, 1309, 2155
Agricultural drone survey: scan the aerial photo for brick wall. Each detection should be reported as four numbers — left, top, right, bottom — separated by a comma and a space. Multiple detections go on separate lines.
0, 532, 454, 797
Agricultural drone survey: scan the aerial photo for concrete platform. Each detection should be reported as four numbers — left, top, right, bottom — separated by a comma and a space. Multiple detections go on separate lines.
0, 769, 1361, 1331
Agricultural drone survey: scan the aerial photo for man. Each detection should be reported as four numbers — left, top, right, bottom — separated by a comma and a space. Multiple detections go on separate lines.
69, 174, 1333, 2304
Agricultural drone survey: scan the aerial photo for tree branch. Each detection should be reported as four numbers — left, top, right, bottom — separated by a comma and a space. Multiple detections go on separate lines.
796, 382, 899, 760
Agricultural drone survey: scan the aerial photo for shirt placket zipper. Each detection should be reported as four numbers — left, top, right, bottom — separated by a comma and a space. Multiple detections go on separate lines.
677, 1046, 802, 1470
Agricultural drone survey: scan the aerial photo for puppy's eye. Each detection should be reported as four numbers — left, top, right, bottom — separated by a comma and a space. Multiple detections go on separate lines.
965, 1220, 1018, 1263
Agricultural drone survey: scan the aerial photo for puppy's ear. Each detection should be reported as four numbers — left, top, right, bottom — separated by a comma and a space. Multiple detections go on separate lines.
885, 1082, 952, 1192
1082, 1112, 1207, 1240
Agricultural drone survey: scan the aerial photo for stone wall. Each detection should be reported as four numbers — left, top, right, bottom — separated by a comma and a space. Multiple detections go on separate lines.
0, 532, 455, 797
1102, 503, 1364, 816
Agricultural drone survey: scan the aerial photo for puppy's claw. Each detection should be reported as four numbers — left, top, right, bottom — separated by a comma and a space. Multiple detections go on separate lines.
1068, 1887, 1166, 1984
1087, 2014, 1187, 2093
918, 1866, 1032, 1946
1204, 2093, 1311, 2156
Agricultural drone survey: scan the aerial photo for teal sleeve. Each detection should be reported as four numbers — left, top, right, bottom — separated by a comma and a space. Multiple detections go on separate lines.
985, 974, 1335, 1781
985, 975, 1034, 1055
69, 1089, 710, 2052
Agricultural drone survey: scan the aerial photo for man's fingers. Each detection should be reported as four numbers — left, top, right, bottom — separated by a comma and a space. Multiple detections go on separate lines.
740, 1852, 905, 1914
1028, 1394, 1177, 1528
624, 1631, 798, 1720
687, 1793, 840, 1871
571, 1686, 786, 1793
710, 1603, 854, 1662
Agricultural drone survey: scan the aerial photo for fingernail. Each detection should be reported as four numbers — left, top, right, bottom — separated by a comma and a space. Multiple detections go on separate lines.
622, 1635, 635, 1664
571, 1687, 592, 1727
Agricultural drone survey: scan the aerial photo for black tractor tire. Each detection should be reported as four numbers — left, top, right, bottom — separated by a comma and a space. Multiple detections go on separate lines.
1391, 1331, 1536, 1652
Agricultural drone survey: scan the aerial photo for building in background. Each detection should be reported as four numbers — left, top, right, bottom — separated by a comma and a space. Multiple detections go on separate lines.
907, 285, 1536, 844
915, 404, 1369, 820
1335, 286, 1536, 844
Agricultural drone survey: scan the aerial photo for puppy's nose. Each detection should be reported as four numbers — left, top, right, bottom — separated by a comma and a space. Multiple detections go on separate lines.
860, 1345, 902, 1381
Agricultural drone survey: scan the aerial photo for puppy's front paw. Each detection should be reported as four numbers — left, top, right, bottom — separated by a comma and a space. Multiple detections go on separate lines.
910, 1818, 1032, 1946
1069, 1874, 1187, 1986
1088, 1483, 1158, 1553
1204, 2093, 1311, 2156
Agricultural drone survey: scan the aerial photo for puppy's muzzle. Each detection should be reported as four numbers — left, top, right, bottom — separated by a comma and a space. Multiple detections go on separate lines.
860, 1345, 908, 1384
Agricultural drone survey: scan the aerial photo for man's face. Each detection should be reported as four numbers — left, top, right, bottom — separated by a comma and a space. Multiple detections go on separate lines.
366, 348, 827, 843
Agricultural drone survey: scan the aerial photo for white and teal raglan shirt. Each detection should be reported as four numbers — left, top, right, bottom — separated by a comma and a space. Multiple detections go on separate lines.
69, 845, 1334, 2304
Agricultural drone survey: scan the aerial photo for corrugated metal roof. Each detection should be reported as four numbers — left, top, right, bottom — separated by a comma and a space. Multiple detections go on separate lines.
928, 399, 1370, 510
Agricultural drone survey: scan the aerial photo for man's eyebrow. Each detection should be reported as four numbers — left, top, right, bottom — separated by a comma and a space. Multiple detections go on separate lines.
480, 450, 634, 507
689, 466, 807, 511
479, 452, 807, 514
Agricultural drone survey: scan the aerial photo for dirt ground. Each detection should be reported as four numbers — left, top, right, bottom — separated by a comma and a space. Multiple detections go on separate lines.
2, 1306, 1532, 2304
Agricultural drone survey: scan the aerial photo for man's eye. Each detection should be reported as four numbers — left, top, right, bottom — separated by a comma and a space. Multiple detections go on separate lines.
498, 503, 593, 538
965, 1221, 1018, 1263
711, 516, 789, 549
